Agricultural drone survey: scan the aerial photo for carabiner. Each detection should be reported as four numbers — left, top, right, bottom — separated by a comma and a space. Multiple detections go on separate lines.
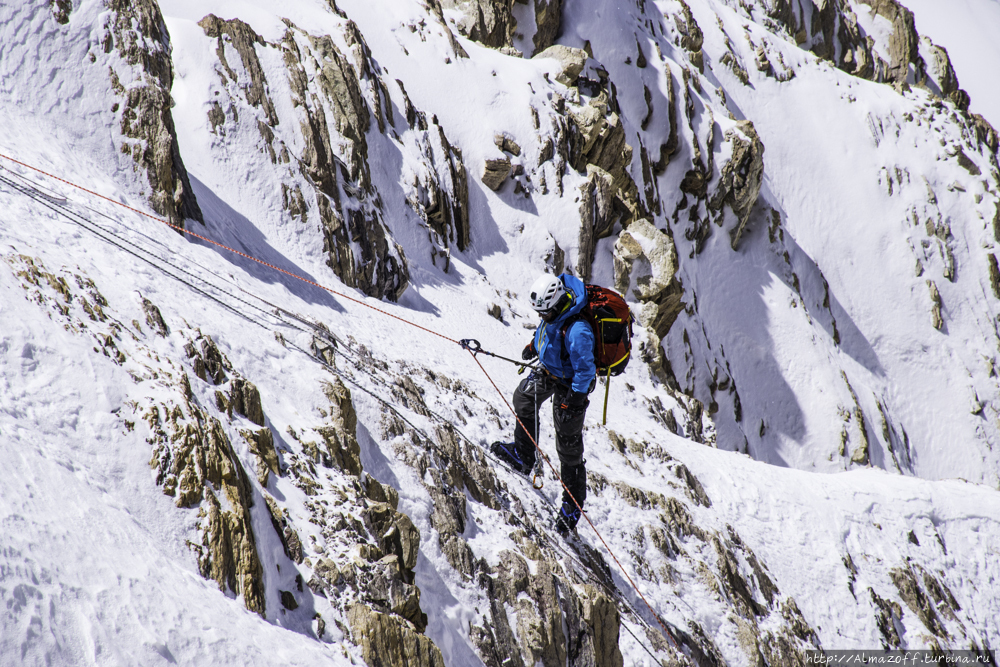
532, 472, 544, 489
459, 338, 482, 354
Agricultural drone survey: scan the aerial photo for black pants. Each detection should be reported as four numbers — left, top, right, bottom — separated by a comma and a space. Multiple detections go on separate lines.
512, 371, 588, 509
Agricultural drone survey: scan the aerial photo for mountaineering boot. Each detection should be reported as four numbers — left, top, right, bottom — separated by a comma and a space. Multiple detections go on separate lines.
554, 501, 581, 536
489, 441, 533, 475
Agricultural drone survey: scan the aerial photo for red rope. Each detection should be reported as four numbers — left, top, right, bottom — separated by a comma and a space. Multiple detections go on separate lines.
2, 150, 677, 651
468, 353, 678, 648
0, 152, 459, 347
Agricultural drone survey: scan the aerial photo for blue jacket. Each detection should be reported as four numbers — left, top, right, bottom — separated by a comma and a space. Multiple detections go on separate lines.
533, 274, 596, 394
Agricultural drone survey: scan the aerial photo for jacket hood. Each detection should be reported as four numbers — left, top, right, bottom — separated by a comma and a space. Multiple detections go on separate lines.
552, 273, 587, 326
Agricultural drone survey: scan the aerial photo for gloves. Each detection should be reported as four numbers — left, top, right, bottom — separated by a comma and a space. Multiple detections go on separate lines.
556, 391, 589, 423
522, 342, 538, 361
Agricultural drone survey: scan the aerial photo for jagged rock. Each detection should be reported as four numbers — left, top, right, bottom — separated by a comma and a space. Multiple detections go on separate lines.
676, 463, 711, 507
313, 557, 341, 588
513, 559, 566, 667
318, 377, 363, 476
281, 24, 410, 300
407, 118, 470, 250
559, 583, 597, 666
581, 586, 625, 667
440, 535, 477, 577
362, 502, 421, 581
230, 377, 265, 426
713, 536, 767, 619
441, 0, 516, 49
184, 332, 230, 385
862, 0, 919, 83
988, 254, 1000, 300
568, 94, 640, 219
661, 496, 706, 541
919, 566, 961, 621
869, 587, 903, 648
392, 376, 432, 418
709, 121, 765, 249
144, 397, 265, 616
890, 565, 948, 637
496, 549, 531, 604
673, 0, 704, 70
769, 0, 936, 92
482, 157, 512, 191
108, 0, 203, 229
534, 45, 588, 86
242, 427, 279, 485
424, 0, 470, 59
473, 570, 526, 667
265, 494, 304, 563
971, 115, 999, 154
201, 487, 266, 616
531, 0, 563, 56
198, 15, 279, 126
576, 166, 616, 280
50, 0, 72, 24
613, 218, 682, 340
494, 133, 522, 156
611, 479, 667, 511
141, 297, 169, 336
365, 557, 428, 631
298, 27, 372, 186
953, 148, 981, 177
201, 15, 408, 300
366, 473, 400, 509
348, 604, 446, 667
921, 37, 959, 97
279, 590, 298, 610
434, 425, 502, 511
927, 279, 943, 330
569, 90, 643, 280
428, 486, 466, 537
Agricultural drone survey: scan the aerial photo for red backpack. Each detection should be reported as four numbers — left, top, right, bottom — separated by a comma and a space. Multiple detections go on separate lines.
565, 284, 634, 377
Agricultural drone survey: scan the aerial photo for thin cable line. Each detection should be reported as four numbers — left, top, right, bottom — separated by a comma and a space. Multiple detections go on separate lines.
0, 150, 679, 652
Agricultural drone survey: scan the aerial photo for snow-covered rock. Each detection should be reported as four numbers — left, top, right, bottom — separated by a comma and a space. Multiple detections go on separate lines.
2, 0, 999, 664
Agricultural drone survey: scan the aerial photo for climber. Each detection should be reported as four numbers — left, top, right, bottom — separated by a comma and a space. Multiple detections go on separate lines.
491, 272, 596, 535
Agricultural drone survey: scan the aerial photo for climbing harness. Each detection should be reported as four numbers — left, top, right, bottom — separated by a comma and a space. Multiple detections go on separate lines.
0, 151, 681, 654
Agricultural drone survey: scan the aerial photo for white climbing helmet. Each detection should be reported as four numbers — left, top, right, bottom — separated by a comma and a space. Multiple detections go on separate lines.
528, 273, 566, 312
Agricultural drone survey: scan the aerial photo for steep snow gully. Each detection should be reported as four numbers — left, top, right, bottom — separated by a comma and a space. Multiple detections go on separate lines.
2, 0, 1000, 665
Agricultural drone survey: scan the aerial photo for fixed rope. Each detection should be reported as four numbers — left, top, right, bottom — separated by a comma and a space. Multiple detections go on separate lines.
0, 150, 679, 651
0, 152, 460, 349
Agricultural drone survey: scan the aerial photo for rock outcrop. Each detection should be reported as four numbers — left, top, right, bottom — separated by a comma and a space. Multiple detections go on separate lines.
766, 0, 973, 106
531, 0, 564, 55
144, 394, 265, 616
482, 157, 512, 191
317, 377, 363, 477
534, 45, 588, 86
613, 218, 684, 344
198, 14, 410, 301
441, 0, 517, 50
106, 0, 203, 228
709, 121, 765, 249
406, 116, 471, 252
348, 604, 446, 667
567, 89, 642, 278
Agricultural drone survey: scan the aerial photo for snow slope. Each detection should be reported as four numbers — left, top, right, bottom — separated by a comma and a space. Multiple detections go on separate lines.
2, 0, 1000, 664
902, 0, 1000, 130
